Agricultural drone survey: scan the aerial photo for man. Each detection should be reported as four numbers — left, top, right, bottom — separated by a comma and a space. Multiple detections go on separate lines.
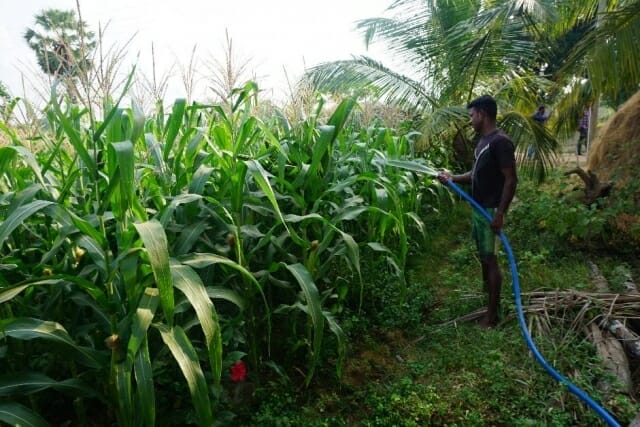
577, 108, 590, 156
532, 105, 548, 125
437, 95, 517, 328
528, 105, 548, 158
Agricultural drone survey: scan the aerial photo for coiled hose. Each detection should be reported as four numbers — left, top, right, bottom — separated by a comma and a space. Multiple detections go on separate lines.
446, 181, 621, 427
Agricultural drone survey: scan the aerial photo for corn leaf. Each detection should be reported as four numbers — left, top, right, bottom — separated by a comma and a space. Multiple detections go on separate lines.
0, 146, 46, 187
179, 253, 265, 304
133, 339, 155, 427
126, 288, 159, 368
323, 310, 346, 379
108, 140, 135, 222
206, 286, 245, 311
174, 221, 208, 256
155, 324, 213, 427
113, 359, 133, 427
50, 88, 97, 178
244, 159, 306, 247
0, 402, 50, 427
0, 318, 105, 369
134, 220, 174, 326
189, 165, 214, 194
171, 263, 222, 385
0, 200, 54, 249
157, 194, 202, 227
284, 263, 324, 386
163, 98, 187, 160
0, 284, 30, 304
0, 373, 101, 399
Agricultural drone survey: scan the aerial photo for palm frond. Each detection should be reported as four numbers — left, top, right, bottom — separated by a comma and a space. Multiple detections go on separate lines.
307, 56, 437, 110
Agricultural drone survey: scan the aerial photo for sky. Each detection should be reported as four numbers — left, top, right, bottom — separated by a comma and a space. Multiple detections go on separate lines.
0, 0, 394, 104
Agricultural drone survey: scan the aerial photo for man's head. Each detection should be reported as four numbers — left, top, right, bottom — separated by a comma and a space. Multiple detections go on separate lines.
467, 95, 497, 133
538, 105, 545, 113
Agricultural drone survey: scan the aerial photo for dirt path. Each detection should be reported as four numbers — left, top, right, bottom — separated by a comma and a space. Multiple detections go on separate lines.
556, 135, 590, 168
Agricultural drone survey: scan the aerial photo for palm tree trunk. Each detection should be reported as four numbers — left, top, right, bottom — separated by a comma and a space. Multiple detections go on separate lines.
587, 0, 608, 160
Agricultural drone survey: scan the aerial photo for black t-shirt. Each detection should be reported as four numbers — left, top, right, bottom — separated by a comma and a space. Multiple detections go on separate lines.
471, 129, 516, 208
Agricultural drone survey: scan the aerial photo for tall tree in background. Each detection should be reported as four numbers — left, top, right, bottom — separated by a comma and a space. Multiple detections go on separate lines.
24, 8, 96, 100
545, 0, 640, 141
307, 0, 640, 177
307, 0, 559, 177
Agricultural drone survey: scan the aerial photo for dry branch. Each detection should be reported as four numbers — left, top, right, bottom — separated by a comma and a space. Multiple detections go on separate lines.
564, 167, 612, 205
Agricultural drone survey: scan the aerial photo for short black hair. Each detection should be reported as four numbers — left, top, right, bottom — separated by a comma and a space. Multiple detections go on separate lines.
467, 95, 497, 120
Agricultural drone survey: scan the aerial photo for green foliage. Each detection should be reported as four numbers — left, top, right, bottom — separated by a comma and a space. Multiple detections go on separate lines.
0, 80, 445, 423
251, 172, 639, 426
24, 9, 96, 78
509, 170, 640, 255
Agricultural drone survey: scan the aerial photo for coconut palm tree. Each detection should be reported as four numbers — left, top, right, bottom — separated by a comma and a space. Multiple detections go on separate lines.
545, 0, 640, 142
307, 0, 640, 178
24, 8, 96, 100
306, 0, 560, 178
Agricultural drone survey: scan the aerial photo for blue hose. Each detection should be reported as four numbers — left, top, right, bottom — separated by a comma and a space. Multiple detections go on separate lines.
446, 181, 621, 427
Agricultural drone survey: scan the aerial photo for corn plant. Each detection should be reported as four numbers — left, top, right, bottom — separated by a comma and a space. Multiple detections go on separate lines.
0, 79, 445, 424
0, 88, 226, 425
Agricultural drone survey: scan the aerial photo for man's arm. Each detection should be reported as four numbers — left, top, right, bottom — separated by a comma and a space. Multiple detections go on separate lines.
491, 166, 517, 233
437, 170, 472, 184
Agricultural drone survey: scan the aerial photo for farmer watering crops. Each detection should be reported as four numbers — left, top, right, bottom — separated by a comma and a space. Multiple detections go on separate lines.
438, 95, 518, 328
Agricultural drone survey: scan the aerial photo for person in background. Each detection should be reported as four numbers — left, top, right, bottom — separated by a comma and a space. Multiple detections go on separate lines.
577, 108, 590, 156
437, 95, 518, 328
528, 105, 548, 158
532, 105, 548, 125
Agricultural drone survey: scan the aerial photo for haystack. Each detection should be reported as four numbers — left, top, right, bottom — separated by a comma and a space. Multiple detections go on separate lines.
587, 89, 640, 241
588, 89, 640, 185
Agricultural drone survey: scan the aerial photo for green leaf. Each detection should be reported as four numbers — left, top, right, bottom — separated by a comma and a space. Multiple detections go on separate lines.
157, 194, 202, 227
284, 263, 324, 386
130, 100, 146, 143
134, 339, 155, 427
189, 165, 214, 194
324, 310, 346, 379
134, 221, 174, 326
0, 200, 54, 249
0, 284, 30, 304
171, 263, 223, 385
244, 159, 305, 247
126, 288, 159, 368
50, 87, 97, 178
163, 98, 187, 159
174, 221, 208, 256
385, 159, 439, 177
113, 359, 133, 427
179, 253, 265, 305
76, 235, 107, 272
108, 140, 135, 222
0, 318, 105, 369
155, 324, 213, 427
0, 402, 50, 427
206, 286, 245, 311
0, 146, 46, 187
0, 373, 101, 399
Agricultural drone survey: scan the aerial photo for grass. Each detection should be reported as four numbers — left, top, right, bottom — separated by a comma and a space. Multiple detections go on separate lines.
242, 174, 640, 426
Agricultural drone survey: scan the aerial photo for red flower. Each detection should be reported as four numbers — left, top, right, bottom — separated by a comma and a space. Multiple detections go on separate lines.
230, 361, 247, 382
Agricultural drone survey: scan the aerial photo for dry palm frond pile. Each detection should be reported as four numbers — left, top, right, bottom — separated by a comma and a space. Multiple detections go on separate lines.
587, 90, 640, 240
521, 290, 640, 336
588, 90, 640, 185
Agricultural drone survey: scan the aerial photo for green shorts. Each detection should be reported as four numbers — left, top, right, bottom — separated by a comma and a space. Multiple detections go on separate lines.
472, 208, 496, 257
